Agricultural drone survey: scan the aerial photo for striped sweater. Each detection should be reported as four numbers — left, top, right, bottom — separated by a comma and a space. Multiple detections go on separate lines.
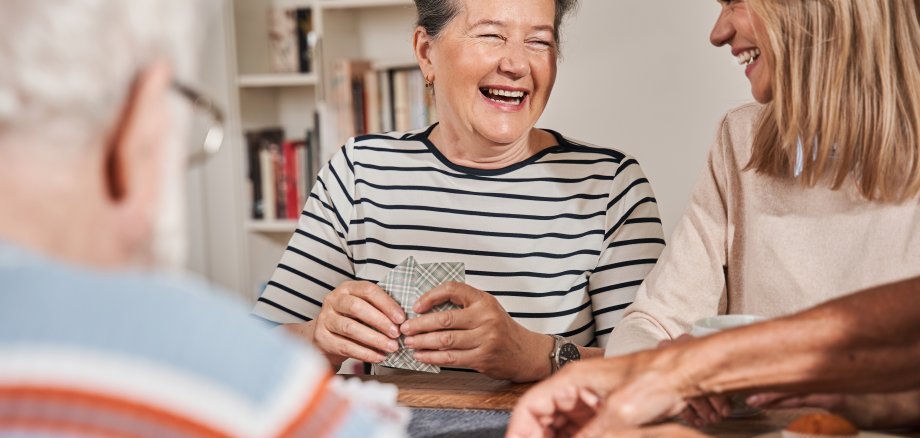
0, 242, 407, 437
254, 125, 665, 349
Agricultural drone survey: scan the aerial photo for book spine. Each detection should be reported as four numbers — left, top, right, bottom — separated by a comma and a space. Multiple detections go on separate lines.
295, 8, 313, 73
259, 148, 277, 221
393, 70, 410, 132
283, 140, 300, 220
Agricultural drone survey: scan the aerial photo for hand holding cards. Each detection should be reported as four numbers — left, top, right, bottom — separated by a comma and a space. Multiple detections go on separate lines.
378, 257, 464, 373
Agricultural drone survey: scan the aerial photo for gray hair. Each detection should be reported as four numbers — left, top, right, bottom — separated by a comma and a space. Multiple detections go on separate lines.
414, 0, 579, 46
0, 0, 204, 159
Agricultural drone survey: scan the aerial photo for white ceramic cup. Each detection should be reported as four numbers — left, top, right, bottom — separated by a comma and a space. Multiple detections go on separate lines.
689, 314, 768, 417
690, 314, 767, 337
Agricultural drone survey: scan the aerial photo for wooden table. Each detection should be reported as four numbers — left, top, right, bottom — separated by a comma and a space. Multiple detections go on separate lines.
358, 373, 918, 437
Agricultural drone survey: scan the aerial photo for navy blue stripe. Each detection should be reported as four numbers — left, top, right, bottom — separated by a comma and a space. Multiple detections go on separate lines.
256, 296, 313, 321
356, 179, 607, 203
607, 178, 650, 210
490, 281, 588, 298
351, 258, 587, 279
309, 190, 348, 231
286, 246, 356, 280
353, 145, 430, 154
614, 159, 639, 178
329, 165, 354, 205
353, 162, 615, 184
589, 279, 644, 296
440, 367, 479, 374
605, 198, 658, 241
301, 210, 343, 239
594, 327, 614, 337
592, 302, 631, 317
353, 133, 415, 142
348, 237, 600, 260
609, 238, 666, 249
593, 258, 659, 275
509, 300, 591, 318
351, 217, 604, 240
357, 198, 606, 221
278, 264, 336, 292
266, 280, 324, 308
556, 320, 595, 338
294, 229, 348, 256
342, 145, 355, 173
625, 217, 663, 225
537, 158, 621, 165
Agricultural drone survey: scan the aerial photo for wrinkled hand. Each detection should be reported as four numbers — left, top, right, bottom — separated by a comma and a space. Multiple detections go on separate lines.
312, 280, 406, 367
508, 352, 688, 438
399, 282, 552, 382
659, 336, 732, 427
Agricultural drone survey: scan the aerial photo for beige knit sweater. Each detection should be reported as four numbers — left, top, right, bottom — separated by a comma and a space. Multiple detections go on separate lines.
606, 103, 920, 356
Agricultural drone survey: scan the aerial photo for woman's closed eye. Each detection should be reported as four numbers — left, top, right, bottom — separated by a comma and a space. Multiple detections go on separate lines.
527, 39, 553, 50
479, 33, 506, 42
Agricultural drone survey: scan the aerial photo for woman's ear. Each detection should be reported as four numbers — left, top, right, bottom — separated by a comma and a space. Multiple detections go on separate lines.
413, 26, 435, 81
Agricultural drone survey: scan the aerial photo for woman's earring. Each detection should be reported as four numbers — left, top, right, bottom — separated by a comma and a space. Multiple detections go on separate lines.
425, 75, 433, 88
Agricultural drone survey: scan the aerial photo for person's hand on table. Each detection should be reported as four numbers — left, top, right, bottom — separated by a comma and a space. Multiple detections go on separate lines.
659, 335, 732, 427
507, 351, 690, 438
290, 280, 406, 368
398, 281, 554, 382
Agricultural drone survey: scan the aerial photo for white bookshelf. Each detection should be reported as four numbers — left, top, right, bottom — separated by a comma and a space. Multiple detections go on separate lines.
227, 0, 418, 300
238, 73, 318, 88
246, 220, 300, 233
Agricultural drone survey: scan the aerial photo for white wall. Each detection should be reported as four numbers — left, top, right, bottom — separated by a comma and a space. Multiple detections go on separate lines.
539, 1, 753, 236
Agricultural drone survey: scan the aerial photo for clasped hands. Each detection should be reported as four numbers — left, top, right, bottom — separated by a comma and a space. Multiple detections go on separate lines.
310, 280, 552, 382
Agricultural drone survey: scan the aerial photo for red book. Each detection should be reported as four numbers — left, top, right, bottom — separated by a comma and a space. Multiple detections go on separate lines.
282, 140, 300, 219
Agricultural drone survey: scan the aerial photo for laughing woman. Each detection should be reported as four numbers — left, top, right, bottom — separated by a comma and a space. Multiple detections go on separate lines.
251, 0, 665, 382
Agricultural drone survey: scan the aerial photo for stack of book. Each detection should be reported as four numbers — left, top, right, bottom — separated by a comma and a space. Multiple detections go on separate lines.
268, 7, 314, 74
245, 124, 320, 221
332, 59, 437, 145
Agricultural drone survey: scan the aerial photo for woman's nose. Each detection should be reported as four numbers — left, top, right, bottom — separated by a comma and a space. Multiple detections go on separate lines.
710, 11, 734, 47
498, 44, 530, 79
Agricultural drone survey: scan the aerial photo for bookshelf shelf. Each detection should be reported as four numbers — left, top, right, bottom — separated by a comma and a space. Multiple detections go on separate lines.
246, 220, 300, 233
319, 0, 413, 10
238, 73, 318, 88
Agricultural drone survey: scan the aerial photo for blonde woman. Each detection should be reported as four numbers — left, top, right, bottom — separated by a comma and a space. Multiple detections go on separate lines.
509, 0, 920, 434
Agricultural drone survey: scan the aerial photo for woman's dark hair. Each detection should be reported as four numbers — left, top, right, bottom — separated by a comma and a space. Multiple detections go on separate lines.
414, 0, 578, 46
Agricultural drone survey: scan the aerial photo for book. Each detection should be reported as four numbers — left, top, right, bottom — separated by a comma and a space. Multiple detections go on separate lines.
295, 8, 314, 73
282, 140, 301, 220
364, 69, 381, 134
331, 59, 373, 145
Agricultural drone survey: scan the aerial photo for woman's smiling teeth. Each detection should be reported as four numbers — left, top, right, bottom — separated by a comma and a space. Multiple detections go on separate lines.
481, 88, 527, 105
737, 48, 761, 66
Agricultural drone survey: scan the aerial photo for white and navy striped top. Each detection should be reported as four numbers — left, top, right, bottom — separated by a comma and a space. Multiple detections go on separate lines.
253, 125, 665, 349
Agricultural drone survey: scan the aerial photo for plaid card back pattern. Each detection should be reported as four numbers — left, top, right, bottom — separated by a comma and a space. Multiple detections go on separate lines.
379, 257, 463, 373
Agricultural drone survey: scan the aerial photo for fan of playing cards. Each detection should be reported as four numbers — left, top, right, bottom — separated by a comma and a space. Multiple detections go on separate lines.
378, 256, 464, 373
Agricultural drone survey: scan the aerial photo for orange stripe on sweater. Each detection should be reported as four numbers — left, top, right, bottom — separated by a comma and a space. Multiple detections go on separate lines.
0, 385, 231, 438
277, 372, 335, 438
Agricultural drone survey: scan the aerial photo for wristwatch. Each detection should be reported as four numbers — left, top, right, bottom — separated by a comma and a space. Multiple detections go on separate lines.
549, 334, 581, 373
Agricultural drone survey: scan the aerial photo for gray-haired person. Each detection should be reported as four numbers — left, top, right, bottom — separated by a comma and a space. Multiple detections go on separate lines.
0, 0, 404, 435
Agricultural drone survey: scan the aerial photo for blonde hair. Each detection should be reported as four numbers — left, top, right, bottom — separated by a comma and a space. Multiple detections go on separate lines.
748, 0, 920, 202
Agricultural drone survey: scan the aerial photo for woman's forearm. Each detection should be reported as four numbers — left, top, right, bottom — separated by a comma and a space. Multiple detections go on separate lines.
674, 276, 920, 398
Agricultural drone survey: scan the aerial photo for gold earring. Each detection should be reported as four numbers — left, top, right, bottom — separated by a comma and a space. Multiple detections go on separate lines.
425, 76, 433, 88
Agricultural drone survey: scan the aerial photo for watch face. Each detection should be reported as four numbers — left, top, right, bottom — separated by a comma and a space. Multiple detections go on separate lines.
558, 343, 580, 367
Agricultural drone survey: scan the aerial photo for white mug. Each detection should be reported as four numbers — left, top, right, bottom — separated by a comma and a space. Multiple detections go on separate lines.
689, 314, 768, 417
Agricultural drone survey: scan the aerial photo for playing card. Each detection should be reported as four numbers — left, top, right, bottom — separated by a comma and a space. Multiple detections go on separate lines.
378, 257, 464, 373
